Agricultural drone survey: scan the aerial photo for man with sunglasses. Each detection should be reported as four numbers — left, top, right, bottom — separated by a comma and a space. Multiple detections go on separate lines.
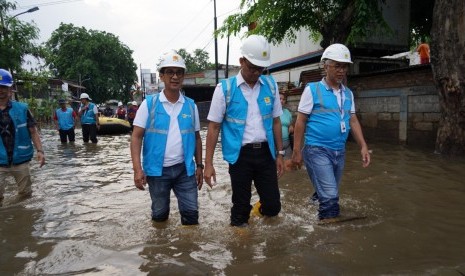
292, 43, 371, 224
204, 35, 284, 227
130, 52, 204, 226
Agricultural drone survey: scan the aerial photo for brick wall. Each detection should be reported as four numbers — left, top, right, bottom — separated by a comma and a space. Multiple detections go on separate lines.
283, 64, 440, 148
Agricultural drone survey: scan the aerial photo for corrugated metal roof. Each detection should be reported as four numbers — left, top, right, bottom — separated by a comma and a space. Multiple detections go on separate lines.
268, 49, 324, 72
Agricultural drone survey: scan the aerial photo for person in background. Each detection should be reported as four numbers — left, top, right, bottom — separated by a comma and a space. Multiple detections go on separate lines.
103, 105, 114, 117
292, 43, 371, 223
53, 99, 76, 143
0, 69, 45, 206
204, 35, 284, 227
127, 101, 138, 129
279, 92, 294, 159
78, 93, 99, 143
130, 51, 204, 226
416, 39, 430, 64
115, 102, 126, 120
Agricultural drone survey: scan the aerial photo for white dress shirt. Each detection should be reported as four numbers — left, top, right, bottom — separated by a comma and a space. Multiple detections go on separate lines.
207, 71, 282, 145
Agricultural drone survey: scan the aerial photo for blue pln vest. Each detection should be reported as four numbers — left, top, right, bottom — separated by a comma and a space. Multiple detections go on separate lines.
56, 107, 74, 130
0, 102, 33, 165
80, 103, 97, 124
305, 82, 353, 151
220, 75, 277, 164
143, 94, 197, 176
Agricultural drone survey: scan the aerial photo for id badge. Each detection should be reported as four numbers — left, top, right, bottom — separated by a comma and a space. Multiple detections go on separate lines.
340, 121, 346, 133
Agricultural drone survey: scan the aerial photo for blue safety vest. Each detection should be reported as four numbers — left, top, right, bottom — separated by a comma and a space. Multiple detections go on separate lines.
56, 107, 74, 130
0, 101, 34, 165
80, 103, 97, 124
220, 75, 277, 164
142, 94, 197, 176
305, 81, 352, 150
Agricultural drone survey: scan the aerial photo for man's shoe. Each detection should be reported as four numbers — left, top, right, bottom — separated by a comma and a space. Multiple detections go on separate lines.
250, 201, 263, 218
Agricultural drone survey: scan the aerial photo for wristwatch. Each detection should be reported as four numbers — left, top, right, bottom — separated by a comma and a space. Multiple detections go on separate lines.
277, 150, 285, 156
197, 164, 204, 169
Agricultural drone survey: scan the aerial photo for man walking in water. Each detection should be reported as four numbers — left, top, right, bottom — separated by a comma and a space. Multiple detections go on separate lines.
78, 93, 99, 143
204, 35, 284, 227
130, 52, 204, 225
0, 69, 45, 206
53, 99, 76, 143
292, 43, 371, 223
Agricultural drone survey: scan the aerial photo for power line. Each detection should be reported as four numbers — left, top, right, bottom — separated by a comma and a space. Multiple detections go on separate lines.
161, 0, 212, 50
18, 0, 83, 10
183, 6, 240, 52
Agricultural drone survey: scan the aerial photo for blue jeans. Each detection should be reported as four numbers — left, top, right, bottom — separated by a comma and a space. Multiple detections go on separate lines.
147, 163, 199, 225
302, 145, 345, 219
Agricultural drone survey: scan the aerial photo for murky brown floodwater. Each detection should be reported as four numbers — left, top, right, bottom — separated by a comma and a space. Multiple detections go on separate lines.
1, 126, 465, 275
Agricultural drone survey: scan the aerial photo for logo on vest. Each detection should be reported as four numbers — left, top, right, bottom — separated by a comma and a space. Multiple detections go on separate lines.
181, 113, 192, 119
264, 96, 271, 105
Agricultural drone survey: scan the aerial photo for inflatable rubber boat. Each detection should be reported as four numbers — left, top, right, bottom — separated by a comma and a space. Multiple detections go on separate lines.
98, 116, 131, 135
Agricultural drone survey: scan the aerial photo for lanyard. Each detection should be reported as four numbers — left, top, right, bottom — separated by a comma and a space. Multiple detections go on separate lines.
336, 89, 345, 118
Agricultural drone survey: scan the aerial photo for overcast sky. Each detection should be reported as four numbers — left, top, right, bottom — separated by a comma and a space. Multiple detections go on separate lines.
16, 0, 245, 74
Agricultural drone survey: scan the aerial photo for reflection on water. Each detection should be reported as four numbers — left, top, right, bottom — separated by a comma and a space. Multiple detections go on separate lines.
1, 128, 465, 275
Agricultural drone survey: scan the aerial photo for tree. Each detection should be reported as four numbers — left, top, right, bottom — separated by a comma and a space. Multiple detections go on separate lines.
44, 23, 138, 104
176, 48, 214, 73
0, 0, 41, 72
218, 0, 465, 155
217, 0, 388, 48
430, 0, 465, 155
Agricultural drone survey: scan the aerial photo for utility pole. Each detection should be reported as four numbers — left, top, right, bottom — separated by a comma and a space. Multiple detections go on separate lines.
213, 0, 219, 84
225, 35, 230, 79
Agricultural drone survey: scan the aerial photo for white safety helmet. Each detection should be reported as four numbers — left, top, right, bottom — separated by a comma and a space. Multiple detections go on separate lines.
80, 93, 92, 100
240, 35, 271, 67
158, 51, 186, 71
321, 43, 353, 63
118, 101, 123, 106
132, 101, 138, 106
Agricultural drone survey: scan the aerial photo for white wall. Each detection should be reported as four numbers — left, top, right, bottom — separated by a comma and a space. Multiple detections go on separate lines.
269, 29, 322, 83
269, 29, 322, 64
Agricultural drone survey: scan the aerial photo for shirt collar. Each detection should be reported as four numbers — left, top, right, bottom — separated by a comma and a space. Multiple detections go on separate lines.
159, 90, 184, 103
236, 70, 264, 88
321, 77, 346, 92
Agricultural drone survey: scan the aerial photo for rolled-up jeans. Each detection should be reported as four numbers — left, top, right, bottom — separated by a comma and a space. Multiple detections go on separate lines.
302, 145, 345, 219
146, 162, 199, 225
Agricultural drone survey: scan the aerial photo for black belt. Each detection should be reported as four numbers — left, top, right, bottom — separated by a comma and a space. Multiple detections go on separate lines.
242, 142, 268, 149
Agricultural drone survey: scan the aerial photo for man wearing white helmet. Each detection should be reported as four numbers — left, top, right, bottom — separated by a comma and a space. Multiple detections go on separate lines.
115, 102, 126, 120
292, 43, 371, 223
0, 69, 45, 206
204, 35, 284, 227
126, 101, 138, 129
78, 92, 99, 143
130, 51, 204, 225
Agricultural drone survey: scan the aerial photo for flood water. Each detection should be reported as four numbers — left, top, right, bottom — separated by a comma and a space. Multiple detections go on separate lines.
1, 126, 465, 275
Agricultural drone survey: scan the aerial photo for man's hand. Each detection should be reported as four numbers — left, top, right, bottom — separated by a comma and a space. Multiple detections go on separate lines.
195, 167, 204, 190
37, 151, 45, 168
134, 169, 147, 190
276, 156, 284, 178
203, 164, 216, 188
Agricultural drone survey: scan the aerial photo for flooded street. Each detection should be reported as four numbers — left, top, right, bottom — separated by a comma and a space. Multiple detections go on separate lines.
1, 126, 465, 275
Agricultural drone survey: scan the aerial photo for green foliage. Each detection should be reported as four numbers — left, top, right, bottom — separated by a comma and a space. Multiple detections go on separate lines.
44, 23, 138, 104
16, 70, 55, 124
0, 0, 41, 72
216, 0, 391, 47
176, 48, 214, 73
